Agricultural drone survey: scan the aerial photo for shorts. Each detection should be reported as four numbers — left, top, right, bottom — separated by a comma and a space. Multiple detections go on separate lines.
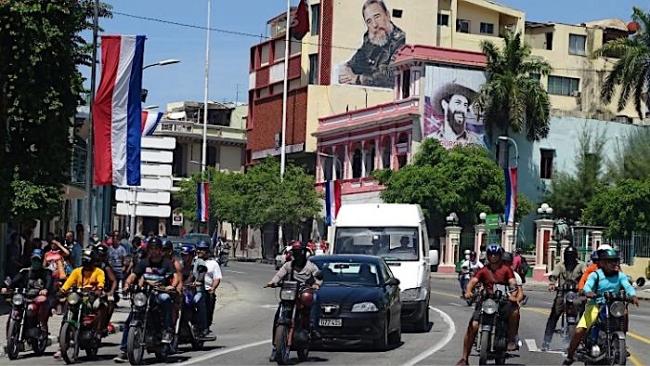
577, 303, 598, 329
471, 300, 516, 322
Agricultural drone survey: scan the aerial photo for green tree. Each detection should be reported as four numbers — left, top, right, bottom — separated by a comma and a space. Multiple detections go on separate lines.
545, 128, 606, 223
607, 128, 650, 181
596, 7, 650, 118
478, 32, 552, 140
376, 139, 505, 236
0, 0, 110, 222
582, 179, 650, 238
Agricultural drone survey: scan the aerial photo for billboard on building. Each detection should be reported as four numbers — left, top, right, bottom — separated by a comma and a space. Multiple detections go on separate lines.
423, 65, 487, 148
331, 0, 407, 89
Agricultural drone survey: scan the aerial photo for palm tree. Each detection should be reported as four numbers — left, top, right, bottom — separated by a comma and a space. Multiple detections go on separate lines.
478, 32, 552, 141
596, 7, 650, 118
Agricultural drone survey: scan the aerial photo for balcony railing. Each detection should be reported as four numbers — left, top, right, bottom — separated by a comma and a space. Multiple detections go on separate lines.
157, 120, 246, 143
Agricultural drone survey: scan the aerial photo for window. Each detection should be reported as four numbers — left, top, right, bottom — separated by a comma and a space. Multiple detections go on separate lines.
569, 34, 586, 55
437, 13, 449, 26
392, 9, 403, 18
333, 227, 419, 261
545, 32, 553, 50
260, 44, 270, 65
290, 38, 302, 55
274, 39, 286, 61
456, 19, 470, 33
311, 4, 320, 36
548, 76, 580, 96
309, 54, 319, 85
352, 148, 362, 178
207, 146, 217, 167
401, 69, 411, 99
382, 138, 392, 169
540, 149, 554, 179
480, 22, 494, 34
529, 73, 541, 82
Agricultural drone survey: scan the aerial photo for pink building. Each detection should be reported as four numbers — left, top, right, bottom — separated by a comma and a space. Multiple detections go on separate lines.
314, 45, 487, 203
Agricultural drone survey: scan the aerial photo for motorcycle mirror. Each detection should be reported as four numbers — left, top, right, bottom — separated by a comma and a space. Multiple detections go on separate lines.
636, 277, 646, 287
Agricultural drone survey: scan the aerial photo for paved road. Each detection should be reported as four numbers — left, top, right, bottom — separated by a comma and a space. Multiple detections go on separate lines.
2, 261, 650, 365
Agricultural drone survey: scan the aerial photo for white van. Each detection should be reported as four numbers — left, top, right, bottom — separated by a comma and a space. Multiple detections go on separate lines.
330, 203, 439, 331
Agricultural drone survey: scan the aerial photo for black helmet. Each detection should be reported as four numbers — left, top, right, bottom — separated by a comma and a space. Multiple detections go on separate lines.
564, 246, 578, 261
81, 249, 96, 267
597, 248, 620, 261
502, 251, 513, 263
162, 240, 173, 250
93, 243, 109, 258
148, 236, 163, 249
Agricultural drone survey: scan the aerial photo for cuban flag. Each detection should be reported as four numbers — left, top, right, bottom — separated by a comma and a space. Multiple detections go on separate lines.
504, 167, 518, 225
324, 180, 341, 226
196, 182, 210, 223
93, 35, 146, 186
141, 110, 163, 136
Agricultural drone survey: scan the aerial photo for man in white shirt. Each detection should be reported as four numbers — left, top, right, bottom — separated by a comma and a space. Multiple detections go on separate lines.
459, 251, 483, 296
195, 241, 222, 333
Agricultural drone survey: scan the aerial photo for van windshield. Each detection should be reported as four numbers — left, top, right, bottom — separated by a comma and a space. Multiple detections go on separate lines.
334, 227, 419, 261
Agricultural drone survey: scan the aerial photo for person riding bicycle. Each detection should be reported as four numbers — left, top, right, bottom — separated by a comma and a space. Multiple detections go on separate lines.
563, 248, 639, 365
542, 246, 585, 351
456, 244, 519, 366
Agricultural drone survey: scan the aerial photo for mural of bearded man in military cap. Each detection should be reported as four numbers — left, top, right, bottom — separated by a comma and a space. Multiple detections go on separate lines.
430, 82, 485, 146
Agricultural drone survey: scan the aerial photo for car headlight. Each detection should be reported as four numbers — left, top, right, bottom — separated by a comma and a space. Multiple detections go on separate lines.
67, 293, 81, 305
133, 292, 147, 307
565, 291, 578, 303
351, 302, 379, 312
482, 299, 498, 315
401, 287, 427, 302
610, 301, 625, 318
11, 294, 24, 306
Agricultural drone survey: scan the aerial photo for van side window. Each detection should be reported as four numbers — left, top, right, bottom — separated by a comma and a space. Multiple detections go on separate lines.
421, 224, 429, 254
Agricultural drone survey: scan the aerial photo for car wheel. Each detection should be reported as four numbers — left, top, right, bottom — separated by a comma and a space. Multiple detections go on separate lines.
416, 302, 430, 332
388, 320, 401, 346
374, 316, 389, 351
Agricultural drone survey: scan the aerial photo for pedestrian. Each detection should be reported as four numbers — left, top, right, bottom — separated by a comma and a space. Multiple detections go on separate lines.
119, 231, 132, 255
107, 236, 127, 294
65, 230, 83, 268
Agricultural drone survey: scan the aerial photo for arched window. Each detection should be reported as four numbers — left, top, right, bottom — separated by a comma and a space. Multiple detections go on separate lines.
322, 150, 333, 181
382, 137, 392, 170
335, 147, 345, 179
397, 133, 409, 169
364, 141, 376, 176
352, 146, 363, 178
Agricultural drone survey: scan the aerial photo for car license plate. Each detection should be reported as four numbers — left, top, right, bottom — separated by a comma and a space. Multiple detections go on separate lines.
319, 318, 342, 327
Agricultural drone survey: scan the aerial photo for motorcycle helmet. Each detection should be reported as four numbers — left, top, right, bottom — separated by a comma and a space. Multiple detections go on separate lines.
162, 240, 174, 251
486, 244, 503, 257
196, 240, 210, 251
31, 248, 43, 261
81, 249, 96, 267
502, 251, 513, 263
147, 236, 163, 249
564, 246, 578, 261
597, 248, 620, 261
180, 243, 195, 256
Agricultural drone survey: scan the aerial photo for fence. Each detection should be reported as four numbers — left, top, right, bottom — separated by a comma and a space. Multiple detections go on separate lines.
608, 232, 650, 265
460, 231, 475, 253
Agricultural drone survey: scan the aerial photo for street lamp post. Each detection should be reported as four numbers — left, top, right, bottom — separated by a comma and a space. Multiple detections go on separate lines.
537, 202, 554, 220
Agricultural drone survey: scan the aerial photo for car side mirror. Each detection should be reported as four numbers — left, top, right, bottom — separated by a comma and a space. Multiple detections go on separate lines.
429, 249, 439, 266
385, 278, 400, 287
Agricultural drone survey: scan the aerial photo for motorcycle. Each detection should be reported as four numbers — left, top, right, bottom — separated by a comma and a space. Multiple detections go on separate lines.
217, 244, 230, 267
3, 288, 50, 359
173, 284, 216, 352
577, 290, 632, 365
268, 279, 316, 365
475, 289, 511, 365
126, 284, 176, 365
59, 287, 102, 364
556, 281, 581, 342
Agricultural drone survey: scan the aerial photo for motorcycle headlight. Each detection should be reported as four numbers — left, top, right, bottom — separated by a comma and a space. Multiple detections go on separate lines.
67, 292, 81, 305
351, 302, 378, 312
482, 299, 498, 315
11, 294, 24, 306
565, 291, 578, 303
133, 292, 147, 307
401, 287, 427, 302
280, 289, 297, 301
610, 301, 625, 318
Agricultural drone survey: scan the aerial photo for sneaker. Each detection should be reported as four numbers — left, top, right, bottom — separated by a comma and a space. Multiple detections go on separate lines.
541, 342, 550, 351
162, 330, 173, 344
269, 348, 277, 363
562, 357, 574, 365
53, 350, 62, 359
114, 352, 128, 363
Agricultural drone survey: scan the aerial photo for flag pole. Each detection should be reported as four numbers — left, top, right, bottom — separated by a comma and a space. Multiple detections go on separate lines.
278, 0, 291, 253
84, 0, 99, 246
201, 0, 211, 175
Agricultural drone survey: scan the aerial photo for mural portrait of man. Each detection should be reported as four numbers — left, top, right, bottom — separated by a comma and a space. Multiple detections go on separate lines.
337, 0, 406, 88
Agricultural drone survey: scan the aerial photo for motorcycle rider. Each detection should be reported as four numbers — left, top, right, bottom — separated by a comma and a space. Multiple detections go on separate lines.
563, 248, 639, 365
542, 246, 585, 350
92, 243, 119, 335
456, 244, 519, 366
180, 242, 211, 338
1, 249, 54, 334
196, 240, 222, 333
578, 244, 613, 291
266, 241, 322, 361
124, 237, 180, 344
459, 250, 483, 298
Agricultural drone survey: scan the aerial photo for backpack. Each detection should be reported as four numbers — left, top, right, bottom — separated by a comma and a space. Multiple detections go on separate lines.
517, 256, 529, 283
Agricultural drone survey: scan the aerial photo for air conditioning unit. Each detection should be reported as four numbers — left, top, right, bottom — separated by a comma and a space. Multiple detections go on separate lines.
571, 90, 581, 97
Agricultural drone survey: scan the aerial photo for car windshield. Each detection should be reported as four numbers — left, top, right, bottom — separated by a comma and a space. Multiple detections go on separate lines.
183, 234, 211, 244
334, 227, 419, 261
313, 260, 382, 286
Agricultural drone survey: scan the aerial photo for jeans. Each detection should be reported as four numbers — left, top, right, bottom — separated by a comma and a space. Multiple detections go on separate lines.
120, 312, 132, 352
206, 292, 216, 327
156, 293, 173, 330
192, 291, 208, 332
459, 274, 469, 295
543, 295, 565, 344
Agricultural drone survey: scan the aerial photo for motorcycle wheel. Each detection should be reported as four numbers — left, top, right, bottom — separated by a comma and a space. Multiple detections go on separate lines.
127, 326, 146, 365
155, 347, 169, 363
479, 329, 491, 366
85, 345, 98, 359
274, 324, 291, 365
611, 336, 626, 365
297, 347, 310, 362
192, 338, 205, 351
495, 351, 506, 365
6, 318, 21, 360
32, 331, 48, 356
60, 323, 79, 364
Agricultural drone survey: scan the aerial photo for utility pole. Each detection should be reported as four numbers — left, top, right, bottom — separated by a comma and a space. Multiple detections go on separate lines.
277, 0, 292, 253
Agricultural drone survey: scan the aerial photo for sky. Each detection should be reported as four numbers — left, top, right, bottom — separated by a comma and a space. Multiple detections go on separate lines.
84, 0, 642, 111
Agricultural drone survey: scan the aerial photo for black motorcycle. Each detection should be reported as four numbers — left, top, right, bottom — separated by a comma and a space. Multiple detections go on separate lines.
475, 289, 511, 366
173, 283, 216, 352
126, 284, 176, 365
3, 288, 50, 359
267, 279, 316, 365
556, 281, 581, 341
59, 287, 102, 364
577, 290, 632, 365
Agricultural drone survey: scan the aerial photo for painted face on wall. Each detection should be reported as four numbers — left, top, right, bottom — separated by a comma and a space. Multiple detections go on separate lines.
363, 2, 393, 46
441, 94, 470, 135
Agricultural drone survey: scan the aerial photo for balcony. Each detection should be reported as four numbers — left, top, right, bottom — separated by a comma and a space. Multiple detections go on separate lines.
157, 120, 246, 144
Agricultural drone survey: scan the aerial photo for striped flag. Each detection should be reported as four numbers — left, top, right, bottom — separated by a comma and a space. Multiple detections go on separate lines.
93, 35, 146, 186
196, 182, 210, 223
141, 110, 163, 136
504, 167, 518, 225
325, 180, 341, 226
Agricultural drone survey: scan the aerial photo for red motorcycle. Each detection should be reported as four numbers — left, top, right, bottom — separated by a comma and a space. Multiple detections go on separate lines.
3, 288, 50, 359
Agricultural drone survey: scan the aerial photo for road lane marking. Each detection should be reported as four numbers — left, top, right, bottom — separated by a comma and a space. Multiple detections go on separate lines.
448, 302, 462, 307
403, 306, 456, 366
630, 353, 643, 366
629, 331, 650, 345
224, 269, 247, 274
177, 339, 270, 365
525, 339, 538, 352
431, 290, 460, 299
